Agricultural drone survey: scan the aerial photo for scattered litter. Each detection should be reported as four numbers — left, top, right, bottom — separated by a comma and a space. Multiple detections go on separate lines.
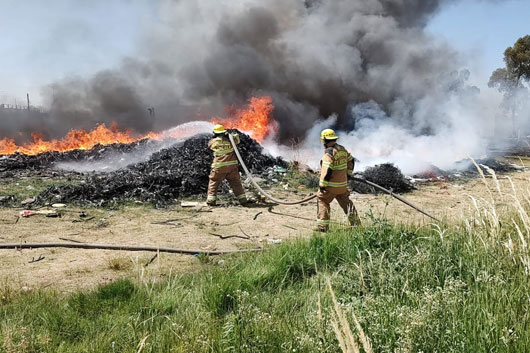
95, 218, 109, 228
21, 197, 36, 205
0, 195, 15, 204
19, 209, 59, 217
19, 210, 35, 217
267, 239, 282, 244
181, 201, 199, 207
52, 203, 66, 208
217, 259, 225, 265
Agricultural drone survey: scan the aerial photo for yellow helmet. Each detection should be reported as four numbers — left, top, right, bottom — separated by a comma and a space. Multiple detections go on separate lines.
213, 124, 227, 134
320, 128, 338, 141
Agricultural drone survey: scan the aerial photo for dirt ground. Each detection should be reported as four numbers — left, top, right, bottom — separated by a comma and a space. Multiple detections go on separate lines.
1, 158, 529, 292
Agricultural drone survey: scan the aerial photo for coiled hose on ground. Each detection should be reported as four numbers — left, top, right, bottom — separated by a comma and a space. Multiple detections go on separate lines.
229, 134, 441, 223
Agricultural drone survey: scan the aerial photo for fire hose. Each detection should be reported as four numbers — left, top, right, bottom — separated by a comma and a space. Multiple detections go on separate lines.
229, 134, 441, 223
0, 242, 261, 255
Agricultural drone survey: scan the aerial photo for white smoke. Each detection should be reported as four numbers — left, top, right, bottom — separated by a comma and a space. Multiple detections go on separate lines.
56, 121, 213, 172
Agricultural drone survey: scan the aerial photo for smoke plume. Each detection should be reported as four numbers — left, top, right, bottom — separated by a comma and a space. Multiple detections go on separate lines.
0, 0, 506, 172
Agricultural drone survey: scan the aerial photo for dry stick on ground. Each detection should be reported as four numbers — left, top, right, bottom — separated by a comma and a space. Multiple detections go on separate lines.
29, 255, 45, 263
282, 224, 297, 231
0, 242, 261, 255
216, 221, 242, 227
253, 211, 263, 220
238, 226, 252, 239
267, 205, 315, 221
209, 232, 250, 240
151, 215, 197, 225
144, 253, 158, 267
72, 216, 95, 223
58, 237, 85, 243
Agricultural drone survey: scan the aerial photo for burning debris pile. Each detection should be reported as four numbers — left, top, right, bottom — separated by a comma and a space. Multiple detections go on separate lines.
37, 132, 286, 206
0, 139, 155, 177
352, 163, 415, 194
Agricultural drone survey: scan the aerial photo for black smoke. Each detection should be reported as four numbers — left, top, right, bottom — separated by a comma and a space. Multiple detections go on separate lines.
0, 0, 499, 142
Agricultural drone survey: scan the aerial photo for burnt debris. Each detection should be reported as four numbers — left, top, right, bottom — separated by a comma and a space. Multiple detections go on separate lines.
0, 139, 155, 178
37, 132, 286, 206
352, 163, 415, 194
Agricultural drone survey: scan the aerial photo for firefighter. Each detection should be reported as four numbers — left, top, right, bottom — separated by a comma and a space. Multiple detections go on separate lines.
317, 129, 360, 231
207, 124, 248, 206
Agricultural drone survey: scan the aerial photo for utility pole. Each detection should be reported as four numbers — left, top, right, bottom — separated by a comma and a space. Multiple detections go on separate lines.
27, 93, 30, 110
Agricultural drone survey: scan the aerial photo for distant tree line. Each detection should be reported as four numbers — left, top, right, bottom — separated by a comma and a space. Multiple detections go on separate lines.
489, 35, 530, 137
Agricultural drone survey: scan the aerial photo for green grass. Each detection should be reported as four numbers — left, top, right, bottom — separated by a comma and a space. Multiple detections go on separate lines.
283, 165, 320, 190
1, 216, 530, 352
0, 176, 80, 203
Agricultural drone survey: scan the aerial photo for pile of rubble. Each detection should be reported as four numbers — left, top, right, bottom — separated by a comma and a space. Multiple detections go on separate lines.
37, 132, 286, 206
0, 139, 154, 177
352, 163, 415, 194
412, 158, 523, 180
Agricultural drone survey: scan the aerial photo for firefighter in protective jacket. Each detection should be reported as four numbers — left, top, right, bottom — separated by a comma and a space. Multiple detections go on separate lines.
317, 129, 360, 231
207, 124, 247, 206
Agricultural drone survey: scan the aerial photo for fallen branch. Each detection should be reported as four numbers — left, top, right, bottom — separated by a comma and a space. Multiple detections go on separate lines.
253, 211, 263, 221
282, 224, 297, 230
151, 215, 196, 226
238, 226, 251, 238
144, 253, 158, 267
0, 242, 260, 255
58, 237, 85, 243
216, 221, 241, 227
72, 216, 95, 223
29, 255, 45, 263
209, 233, 250, 240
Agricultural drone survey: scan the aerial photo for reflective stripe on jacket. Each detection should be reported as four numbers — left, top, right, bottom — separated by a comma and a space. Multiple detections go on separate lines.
319, 143, 354, 191
208, 133, 240, 170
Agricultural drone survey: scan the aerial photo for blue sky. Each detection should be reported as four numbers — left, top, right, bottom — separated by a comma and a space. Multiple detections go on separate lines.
0, 0, 528, 105
427, 0, 530, 83
0, 0, 155, 104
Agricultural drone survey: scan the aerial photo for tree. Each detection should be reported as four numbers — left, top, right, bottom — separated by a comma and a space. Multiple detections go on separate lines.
504, 35, 530, 84
489, 35, 530, 137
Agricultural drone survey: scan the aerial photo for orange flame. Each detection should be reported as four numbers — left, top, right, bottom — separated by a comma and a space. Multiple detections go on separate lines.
0, 123, 158, 156
0, 96, 276, 155
211, 96, 277, 142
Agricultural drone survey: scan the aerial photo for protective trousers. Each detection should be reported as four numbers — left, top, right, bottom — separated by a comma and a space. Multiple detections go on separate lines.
207, 166, 246, 204
316, 188, 360, 231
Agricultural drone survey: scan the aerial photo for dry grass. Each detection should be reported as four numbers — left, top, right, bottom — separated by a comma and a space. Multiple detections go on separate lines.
463, 158, 530, 272
107, 257, 133, 271
326, 278, 373, 353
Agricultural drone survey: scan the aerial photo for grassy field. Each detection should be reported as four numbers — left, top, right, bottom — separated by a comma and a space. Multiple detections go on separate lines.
1, 214, 530, 352
1, 171, 530, 352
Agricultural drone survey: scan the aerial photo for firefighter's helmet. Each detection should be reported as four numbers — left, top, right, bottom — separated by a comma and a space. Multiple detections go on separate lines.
213, 124, 227, 134
320, 128, 338, 141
